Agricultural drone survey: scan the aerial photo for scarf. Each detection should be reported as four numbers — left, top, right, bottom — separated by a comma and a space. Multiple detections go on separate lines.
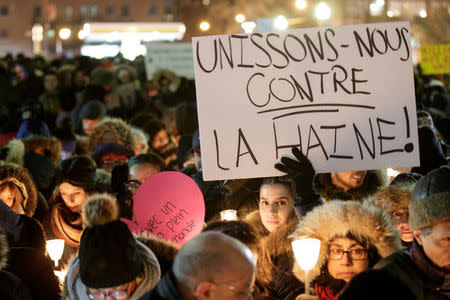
50, 203, 82, 247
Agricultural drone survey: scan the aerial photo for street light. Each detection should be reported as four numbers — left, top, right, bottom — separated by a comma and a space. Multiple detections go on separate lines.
315, 2, 331, 21
58, 28, 71, 40
235, 13, 246, 23
199, 21, 210, 31
296, 0, 307, 10
419, 9, 427, 18
274, 15, 288, 31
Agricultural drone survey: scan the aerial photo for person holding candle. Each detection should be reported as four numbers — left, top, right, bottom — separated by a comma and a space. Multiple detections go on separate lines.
245, 176, 305, 299
42, 156, 98, 266
291, 201, 401, 300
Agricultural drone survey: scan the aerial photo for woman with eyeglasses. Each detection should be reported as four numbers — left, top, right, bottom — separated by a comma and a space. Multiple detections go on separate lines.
291, 201, 401, 300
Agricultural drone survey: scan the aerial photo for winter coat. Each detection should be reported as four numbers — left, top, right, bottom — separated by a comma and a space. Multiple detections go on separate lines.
139, 270, 182, 300
290, 201, 402, 299
136, 233, 179, 277
0, 223, 60, 300
64, 240, 161, 300
339, 240, 449, 300
0, 163, 38, 217
22, 135, 62, 164
313, 170, 387, 202
411, 126, 449, 175
246, 210, 304, 300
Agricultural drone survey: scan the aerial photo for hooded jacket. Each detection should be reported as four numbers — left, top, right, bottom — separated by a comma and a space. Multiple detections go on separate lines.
245, 210, 304, 299
290, 201, 401, 298
313, 170, 387, 202
22, 135, 62, 164
0, 164, 38, 217
88, 117, 135, 154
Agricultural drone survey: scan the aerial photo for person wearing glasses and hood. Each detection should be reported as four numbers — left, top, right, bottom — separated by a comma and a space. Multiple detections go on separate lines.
291, 201, 401, 300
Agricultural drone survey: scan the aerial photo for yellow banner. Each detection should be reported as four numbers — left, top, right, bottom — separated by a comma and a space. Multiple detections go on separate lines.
420, 44, 450, 75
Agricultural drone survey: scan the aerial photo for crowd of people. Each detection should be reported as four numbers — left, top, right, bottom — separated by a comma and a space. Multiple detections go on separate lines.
0, 52, 448, 300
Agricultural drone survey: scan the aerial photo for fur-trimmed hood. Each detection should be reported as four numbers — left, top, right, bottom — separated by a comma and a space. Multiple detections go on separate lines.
136, 233, 179, 276
245, 210, 300, 291
371, 182, 415, 215
0, 225, 8, 269
22, 135, 62, 164
88, 118, 135, 153
2, 139, 25, 166
314, 170, 388, 202
0, 164, 38, 217
291, 201, 401, 283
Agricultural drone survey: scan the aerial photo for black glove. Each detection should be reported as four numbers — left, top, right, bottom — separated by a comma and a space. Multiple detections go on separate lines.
275, 147, 322, 217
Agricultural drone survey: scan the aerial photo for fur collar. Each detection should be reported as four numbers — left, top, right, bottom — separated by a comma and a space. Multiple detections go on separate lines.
314, 170, 387, 202
370, 182, 415, 214
136, 233, 179, 276
22, 136, 62, 164
291, 200, 401, 283
245, 210, 300, 288
0, 225, 8, 269
0, 164, 38, 217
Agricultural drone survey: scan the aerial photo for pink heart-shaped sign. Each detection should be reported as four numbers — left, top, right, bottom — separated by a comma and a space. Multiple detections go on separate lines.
122, 171, 205, 245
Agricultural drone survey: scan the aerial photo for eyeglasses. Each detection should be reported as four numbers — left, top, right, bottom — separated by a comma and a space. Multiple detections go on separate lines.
88, 289, 127, 299
215, 281, 254, 299
124, 180, 141, 194
329, 247, 367, 260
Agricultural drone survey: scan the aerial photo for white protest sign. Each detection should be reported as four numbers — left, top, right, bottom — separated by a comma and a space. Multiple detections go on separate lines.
192, 22, 419, 181
145, 43, 194, 80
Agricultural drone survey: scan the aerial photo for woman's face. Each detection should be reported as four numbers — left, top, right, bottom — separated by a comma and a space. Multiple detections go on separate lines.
259, 183, 294, 232
327, 237, 370, 283
0, 184, 23, 214
59, 182, 88, 213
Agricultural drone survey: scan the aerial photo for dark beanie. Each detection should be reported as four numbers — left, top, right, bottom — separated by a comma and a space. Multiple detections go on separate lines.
79, 100, 107, 120
79, 194, 144, 288
56, 156, 97, 192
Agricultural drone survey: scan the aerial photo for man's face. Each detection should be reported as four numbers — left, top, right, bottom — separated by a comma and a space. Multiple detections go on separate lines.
196, 269, 254, 300
44, 74, 59, 94
331, 170, 367, 191
415, 220, 450, 270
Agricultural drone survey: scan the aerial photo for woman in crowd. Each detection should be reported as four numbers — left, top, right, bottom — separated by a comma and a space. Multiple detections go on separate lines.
291, 201, 401, 300
245, 176, 304, 299
372, 182, 416, 248
42, 155, 97, 266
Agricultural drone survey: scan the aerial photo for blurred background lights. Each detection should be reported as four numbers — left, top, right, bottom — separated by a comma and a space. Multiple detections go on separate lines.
387, 10, 394, 17
315, 2, 331, 20
241, 21, 256, 33
58, 28, 71, 40
235, 13, 246, 23
419, 9, 427, 18
199, 21, 210, 31
295, 0, 307, 10
274, 15, 288, 30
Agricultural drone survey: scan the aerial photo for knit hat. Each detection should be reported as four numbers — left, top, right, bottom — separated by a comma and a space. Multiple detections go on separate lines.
79, 100, 107, 121
91, 142, 134, 168
79, 194, 144, 288
409, 166, 450, 231
56, 156, 97, 192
